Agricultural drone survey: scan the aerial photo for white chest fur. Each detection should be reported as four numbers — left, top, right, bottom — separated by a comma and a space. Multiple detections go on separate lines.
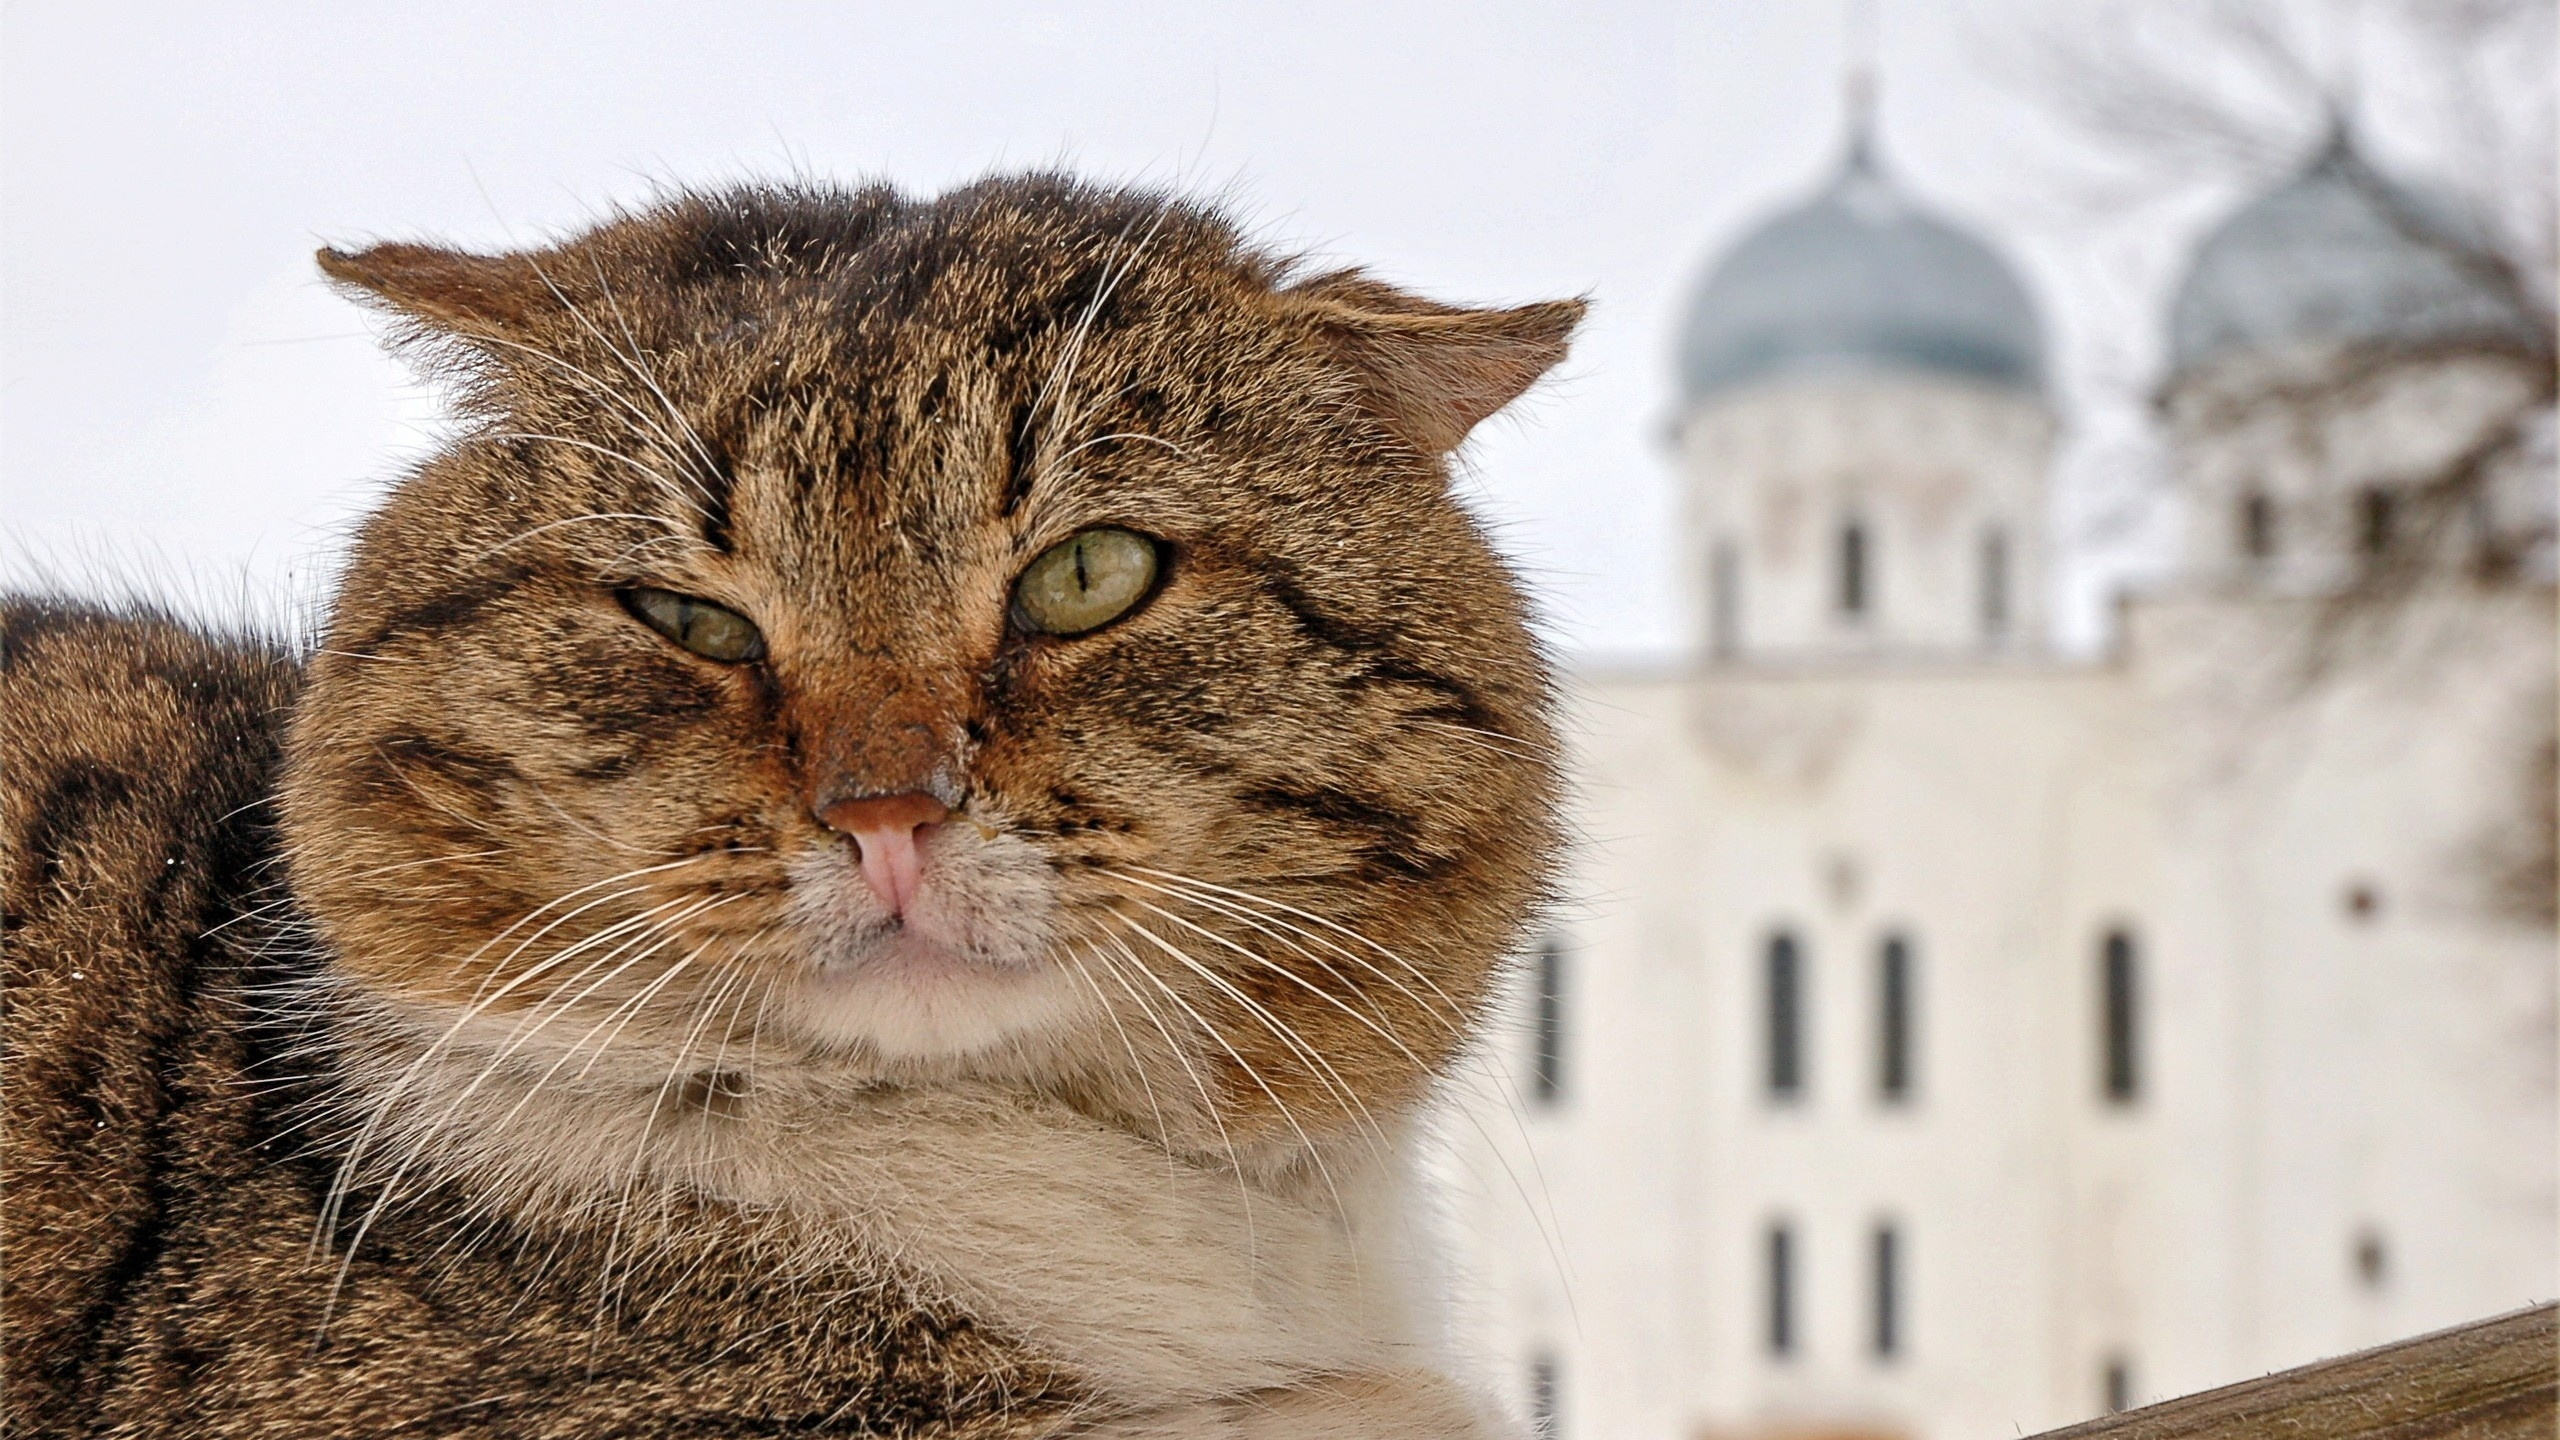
326, 1017, 1442, 1409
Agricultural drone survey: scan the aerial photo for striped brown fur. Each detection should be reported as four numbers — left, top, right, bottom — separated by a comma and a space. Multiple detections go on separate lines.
2, 175, 1579, 1437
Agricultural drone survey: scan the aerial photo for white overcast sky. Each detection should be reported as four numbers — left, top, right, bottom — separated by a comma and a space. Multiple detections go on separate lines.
0, 0, 2453, 656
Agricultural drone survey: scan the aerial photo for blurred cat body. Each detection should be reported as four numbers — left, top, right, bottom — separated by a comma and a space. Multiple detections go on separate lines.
1, 175, 1579, 1437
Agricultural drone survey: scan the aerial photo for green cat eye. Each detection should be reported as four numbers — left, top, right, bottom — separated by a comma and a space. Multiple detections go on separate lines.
1012, 528, 1162, 637
621, 587, 767, 663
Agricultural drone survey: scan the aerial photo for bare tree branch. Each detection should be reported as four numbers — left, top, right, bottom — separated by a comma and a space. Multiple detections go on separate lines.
1994, 0, 2558, 926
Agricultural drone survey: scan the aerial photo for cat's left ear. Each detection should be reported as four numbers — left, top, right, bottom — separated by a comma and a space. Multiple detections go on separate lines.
316, 242, 560, 340
1285, 272, 1586, 456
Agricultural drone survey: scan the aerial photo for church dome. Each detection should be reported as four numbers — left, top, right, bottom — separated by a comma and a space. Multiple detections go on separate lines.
2167, 131, 2542, 376
1677, 138, 2046, 406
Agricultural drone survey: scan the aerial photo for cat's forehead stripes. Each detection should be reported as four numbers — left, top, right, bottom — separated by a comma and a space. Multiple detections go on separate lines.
605, 192, 1241, 596
296, 174, 1580, 1140
321, 178, 1570, 583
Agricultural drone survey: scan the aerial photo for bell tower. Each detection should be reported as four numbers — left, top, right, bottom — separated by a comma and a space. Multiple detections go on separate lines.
2160, 127, 2552, 593
1669, 85, 2056, 665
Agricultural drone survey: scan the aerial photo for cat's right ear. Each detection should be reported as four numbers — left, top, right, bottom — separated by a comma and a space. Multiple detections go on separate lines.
1282, 271, 1587, 457
316, 243, 557, 340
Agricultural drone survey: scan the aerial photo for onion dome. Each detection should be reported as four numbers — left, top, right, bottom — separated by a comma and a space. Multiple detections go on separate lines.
2168, 129, 2543, 375
1677, 131, 2046, 406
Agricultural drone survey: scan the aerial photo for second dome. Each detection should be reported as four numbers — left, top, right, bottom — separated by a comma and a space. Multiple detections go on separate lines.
1678, 136, 2046, 406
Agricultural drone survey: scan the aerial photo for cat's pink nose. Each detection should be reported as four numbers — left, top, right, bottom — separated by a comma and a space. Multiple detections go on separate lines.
816, 792, 950, 917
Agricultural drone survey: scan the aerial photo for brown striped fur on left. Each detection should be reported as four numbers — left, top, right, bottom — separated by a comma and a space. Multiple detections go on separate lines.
2, 174, 1580, 1437
3, 606, 1080, 1438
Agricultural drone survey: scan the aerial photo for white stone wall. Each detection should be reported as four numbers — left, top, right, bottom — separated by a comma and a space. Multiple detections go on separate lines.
1431, 298, 2557, 1440
2160, 344, 2550, 589
1674, 376, 2056, 663
1430, 583, 2556, 1440
2124, 586, 2558, 1373
1437, 663, 2154, 1440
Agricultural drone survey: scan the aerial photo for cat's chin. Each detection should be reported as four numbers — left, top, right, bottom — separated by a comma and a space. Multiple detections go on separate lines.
782, 931, 1092, 1063
775, 836, 1084, 1061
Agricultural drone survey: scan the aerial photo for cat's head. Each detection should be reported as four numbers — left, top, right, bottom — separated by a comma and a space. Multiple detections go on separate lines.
282, 177, 1577, 1153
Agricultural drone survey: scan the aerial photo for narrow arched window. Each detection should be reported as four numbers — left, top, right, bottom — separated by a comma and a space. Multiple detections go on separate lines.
1766, 930, 1805, 1101
2359, 488, 2396, 556
1871, 1221, 1902, 1359
1766, 1221, 1797, 1357
2101, 928, 2140, 1104
1527, 1352, 1562, 1440
2240, 492, 2275, 559
1710, 538, 1742, 659
1877, 933, 1915, 1104
1530, 937, 1565, 1107
1838, 520, 1870, 619
1979, 526, 2010, 641
2103, 1355, 2135, 1413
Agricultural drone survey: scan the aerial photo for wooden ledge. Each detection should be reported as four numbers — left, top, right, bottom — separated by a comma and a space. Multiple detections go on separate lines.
2029, 1303, 2556, 1438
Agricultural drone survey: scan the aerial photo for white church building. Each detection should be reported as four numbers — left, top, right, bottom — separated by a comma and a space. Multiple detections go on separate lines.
1436, 116, 2557, 1440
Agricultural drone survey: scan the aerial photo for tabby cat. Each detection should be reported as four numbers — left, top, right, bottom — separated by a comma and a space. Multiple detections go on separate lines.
1, 174, 1579, 1438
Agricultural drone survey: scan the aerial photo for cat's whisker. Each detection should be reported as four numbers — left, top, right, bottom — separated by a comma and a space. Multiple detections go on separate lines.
449, 328, 717, 519
1167, 891, 1572, 1304
315, 885, 672, 1251
565, 943, 713, 1086
1078, 933, 1259, 1256
1193, 912, 1457, 1055
1124, 874, 1562, 1274
322, 946, 668, 1330
455, 884, 694, 1013
1118, 887, 1572, 1305
323, 902, 695, 1239
1115, 887, 1432, 1090
474, 429, 706, 527
469, 331, 698, 473
506, 250, 724, 499
624, 958, 747, 1117
1049, 430, 1193, 468
614, 958, 765, 1312
572, 250, 730, 496
314, 875, 718, 1258
1473, 1058, 1585, 1326
468, 896, 747, 1130
332, 899, 738, 1294
1408, 716, 1554, 761
1052, 935, 1176, 1155
1104, 917, 1354, 1225
1096, 871, 1419, 1033
1114, 899, 1391, 1156
1024, 210, 1147, 433
1121, 868, 1471, 1039
1108, 921, 1372, 1172
1129, 865, 1478, 1033
447, 856, 725, 996
468, 509, 690, 567
690, 954, 768, 1123
567, 945, 721, 1340
738, 953, 784, 1086
596, 528, 717, 574
1019, 201, 1177, 505
201, 848, 510, 940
